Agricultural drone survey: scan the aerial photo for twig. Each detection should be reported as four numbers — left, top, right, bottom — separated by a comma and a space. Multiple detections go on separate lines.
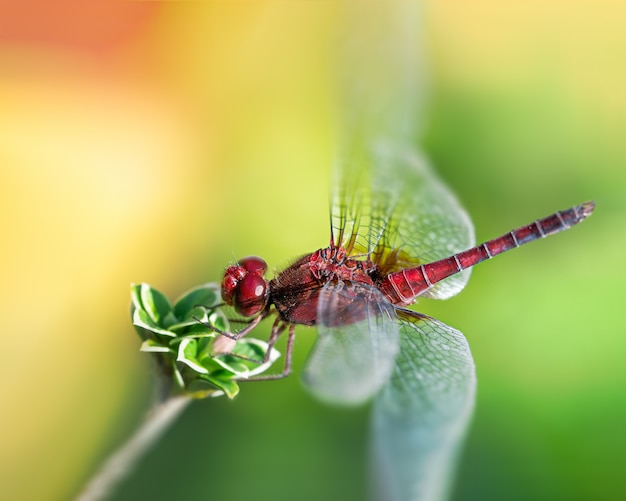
75, 395, 191, 501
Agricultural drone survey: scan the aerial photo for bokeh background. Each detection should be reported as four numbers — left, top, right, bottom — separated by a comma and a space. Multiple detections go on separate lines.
1, 1, 624, 500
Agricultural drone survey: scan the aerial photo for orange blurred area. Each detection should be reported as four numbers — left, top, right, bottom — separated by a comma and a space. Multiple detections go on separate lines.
0, 1, 158, 54
1, 2, 624, 501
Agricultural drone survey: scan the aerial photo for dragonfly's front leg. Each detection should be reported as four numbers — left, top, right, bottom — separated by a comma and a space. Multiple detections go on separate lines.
236, 322, 296, 382
193, 309, 265, 340
193, 310, 265, 355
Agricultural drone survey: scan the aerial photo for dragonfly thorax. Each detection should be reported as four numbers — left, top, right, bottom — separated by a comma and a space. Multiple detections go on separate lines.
264, 247, 378, 327
221, 256, 269, 317
309, 246, 375, 283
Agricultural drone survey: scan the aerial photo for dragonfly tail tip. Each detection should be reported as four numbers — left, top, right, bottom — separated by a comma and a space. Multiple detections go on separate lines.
579, 200, 595, 219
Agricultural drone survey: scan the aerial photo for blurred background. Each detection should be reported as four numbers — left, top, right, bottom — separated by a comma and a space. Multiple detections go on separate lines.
1, 1, 624, 500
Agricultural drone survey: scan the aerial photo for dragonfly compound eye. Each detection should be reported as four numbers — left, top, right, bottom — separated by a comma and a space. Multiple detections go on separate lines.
238, 256, 268, 275
221, 264, 244, 306
221, 256, 269, 312
234, 272, 268, 317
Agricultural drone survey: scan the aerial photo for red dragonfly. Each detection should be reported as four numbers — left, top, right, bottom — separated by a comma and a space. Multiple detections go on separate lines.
214, 146, 594, 406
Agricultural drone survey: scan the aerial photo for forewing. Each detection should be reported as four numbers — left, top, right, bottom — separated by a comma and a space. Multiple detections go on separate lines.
302, 281, 400, 405
332, 145, 476, 300
371, 309, 476, 501
330, 4, 475, 300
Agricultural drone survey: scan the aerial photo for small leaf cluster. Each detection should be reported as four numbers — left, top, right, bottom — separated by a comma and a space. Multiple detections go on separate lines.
130, 283, 279, 399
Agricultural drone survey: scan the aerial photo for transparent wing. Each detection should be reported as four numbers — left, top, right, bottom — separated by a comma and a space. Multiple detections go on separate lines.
332, 144, 476, 300
302, 281, 400, 405
330, 5, 475, 300
371, 309, 476, 501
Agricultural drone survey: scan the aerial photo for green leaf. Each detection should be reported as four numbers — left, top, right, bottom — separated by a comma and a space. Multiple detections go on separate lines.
214, 339, 281, 378
173, 283, 221, 321
140, 339, 172, 353
195, 336, 216, 361
231, 338, 268, 360
172, 363, 185, 391
202, 375, 240, 399
132, 308, 176, 339
209, 311, 229, 333
176, 339, 209, 374
161, 311, 179, 330
130, 283, 143, 311
139, 283, 173, 325
167, 317, 215, 334
187, 377, 240, 400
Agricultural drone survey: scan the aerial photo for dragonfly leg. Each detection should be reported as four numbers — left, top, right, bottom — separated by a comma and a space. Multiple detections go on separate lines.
193, 311, 264, 341
236, 323, 296, 382
262, 317, 286, 363
193, 302, 225, 312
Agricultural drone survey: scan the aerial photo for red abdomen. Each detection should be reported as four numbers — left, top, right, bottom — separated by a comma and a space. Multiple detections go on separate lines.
378, 201, 594, 305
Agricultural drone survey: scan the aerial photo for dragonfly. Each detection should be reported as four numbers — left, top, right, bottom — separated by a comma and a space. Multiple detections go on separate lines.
213, 149, 594, 405
207, 144, 593, 500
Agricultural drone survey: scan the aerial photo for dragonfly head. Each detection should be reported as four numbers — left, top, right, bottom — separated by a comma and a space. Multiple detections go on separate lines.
221, 256, 269, 317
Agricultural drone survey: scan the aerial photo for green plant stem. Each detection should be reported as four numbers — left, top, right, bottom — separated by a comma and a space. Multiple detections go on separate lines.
75, 395, 191, 501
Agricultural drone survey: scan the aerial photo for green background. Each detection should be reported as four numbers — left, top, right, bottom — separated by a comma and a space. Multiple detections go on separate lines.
1, 2, 623, 500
